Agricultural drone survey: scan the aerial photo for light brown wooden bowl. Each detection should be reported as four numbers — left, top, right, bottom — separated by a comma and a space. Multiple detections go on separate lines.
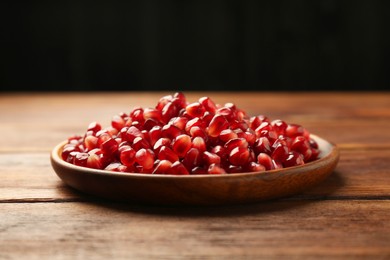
51, 135, 339, 206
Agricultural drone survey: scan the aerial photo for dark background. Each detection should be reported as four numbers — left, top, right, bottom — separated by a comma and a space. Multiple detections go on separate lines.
1, 1, 389, 92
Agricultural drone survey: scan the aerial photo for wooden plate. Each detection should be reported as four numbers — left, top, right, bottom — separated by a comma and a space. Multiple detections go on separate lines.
51, 135, 339, 205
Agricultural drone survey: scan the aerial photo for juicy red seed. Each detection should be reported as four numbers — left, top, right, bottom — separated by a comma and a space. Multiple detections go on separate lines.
192, 136, 207, 153
255, 122, 273, 135
229, 146, 250, 166
87, 122, 102, 134
285, 124, 305, 138
87, 153, 103, 169
227, 165, 243, 173
191, 167, 208, 175
173, 92, 187, 108
135, 149, 155, 170
111, 115, 125, 131
247, 162, 266, 172
74, 152, 89, 167
271, 119, 288, 135
153, 138, 171, 152
105, 163, 127, 172
224, 138, 248, 153
271, 142, 289, 162
143, 108, 161, 121
169, 117, 188, 130
153, 160, 172, 174
130, 107, 144, 123
182, 148, 202, 170
249, 115, 268, 129
254, 137, 272, 154
124, 126, 144, 143
310, 138, 319, 149
120, 147, 136, 166
208, 163, 226, 174
185, 118, 205, 133
168, 161, 189, 175
283, 151, 305, 168
84, 136, 98, 151
199, 96, 217, 113
143, 118, 160, 131
210, 145, 227, 159
291, 136, 312, 161
217, 107, 234, 121
230, 120, 248, 131
203, 151, 221, 166
172, 134, 192, 158
62, 145, 78, 160
219, 129, 238, 143
132, 137, 151, 151
101, 138, 119, 156
258, 130, 278, 143
257, 153, 274, 171
158, 146, 179, 163
242, 129, 256, 146
161, 124, 182, 140
272, 160, 283, 169
156, 95, 173, 110
208, 115, 229, 137
186, 102, 206, 118
202, 111, 214, 125
189, 126, 208, 140
149, 126, 162, 146
161, 102, 178, 123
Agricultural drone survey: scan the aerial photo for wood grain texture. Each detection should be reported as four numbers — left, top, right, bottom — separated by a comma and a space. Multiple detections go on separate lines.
0, 201, 389, 259
0, 92, 389, 259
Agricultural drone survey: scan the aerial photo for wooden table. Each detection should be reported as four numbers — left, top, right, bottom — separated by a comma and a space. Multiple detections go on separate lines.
1, 92, 389, 259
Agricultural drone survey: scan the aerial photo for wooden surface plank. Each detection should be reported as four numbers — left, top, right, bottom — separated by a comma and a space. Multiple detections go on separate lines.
0, 200, 389, 259
1, 147, 389, 201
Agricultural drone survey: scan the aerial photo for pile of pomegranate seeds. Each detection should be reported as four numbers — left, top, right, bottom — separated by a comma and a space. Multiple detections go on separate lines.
62, 93, 320, 175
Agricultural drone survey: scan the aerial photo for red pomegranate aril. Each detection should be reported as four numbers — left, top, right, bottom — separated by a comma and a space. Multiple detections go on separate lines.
249, 115, 269, 129
135, 148, 155, 170
149, 126, 162, 146
156, 95, 173, 110
158, 146, 179, 163
84, 135, 98, 150
169, 116, 188, 130
271, 142, 289, 162
203, 151, 221, 166
247, 162, 266, 172
182, 148, 202, 169
219, 129, 238, 143
208, 115, 229, 137
143, 118, 160, 131
124, 126, 144, 143
153, 160, 172, 174
130, 107, 144, 123
201, 111, 214, 126
132, 137, 151, 151
87, 153, 103, 169
105, 162, 127, 172
172, 134, 192, 158
62, 145, 78, 160
192, 136, 207, 153
242, 129, 256, 146
189, 126, 208, 140
191, 167, 208, 175
199, 96, 217, 113
87, 122, 102, 134
208, 163, 226, 174
161, 102, 178, 123
100, 138, 119, 156
254, 137, 272, 154
153, 137, 171, 152
185, 118, 205, 133
168, 161, 189, 175
210, 145, 227, 160
229, 146, 250, 166
143, 108, 161, 121
111, 115, 125, 131
285, 124, 305, 138
224, 138, 248, 153
271, 119, 288, 135
119, 147, 136, 167
73, 152, 89, 167
257, 153, 274, 170
291, 136, 312, 161
173, 92, 187, 108
161, 124, 182, 140
310, 138, 319, 149
283, 151, 305, 168
259, 130, 278, 143
186, 102, 205, 118
97, 132, 111, 147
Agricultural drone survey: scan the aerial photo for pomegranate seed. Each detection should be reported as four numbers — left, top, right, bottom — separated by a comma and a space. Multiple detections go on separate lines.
149, 126, 162, 146
229, 146, 250, 166
100, 138, 119, 157
203, 151, 221, 166
201, 111, 214, 125
161, 124, 182, 140
74, 152, 89, 167
124, 126, 144, 143
168, 161, 189, 175
111, 115, 125, 131
87, 122, 102, 134
172, 134, 192, 158
249, 115, 268, 129
185, 118, 205, 133
130, 107, 144, 123
257, 153, 274, 170
254, 137, 272, 154
208, 163, 226, 174
153, 160, 172, 174
224, 138, 248, 153
199, 96, 217, 113
227, 165, 243, 173
87, 153, 103, 169
143, 108, 161, 121
189, 126, 208, 140
271, 142, 289, 162
84, 136, 98, 150
173, 92, 187, 107
192, 136, 207, 152
105, 162, 127, 172
283, 151, 305, 168
161, 102, 178, 123
210, 145, 227, 160
143, 118, 160, 131
120, 147, 136, 166
182, 148, 202, 170
208, 115, 229, 137
135, 149, 155, 170
191, 167, 208, 175
158, 146, 179, 163
285, 124, 305, 138
291, 136, 312, 161
186, 102, 206, 118
153, 138, 171, 152
271, 119, 288, 135
310, 138, 319, 149
132, 137, 151, 151
219, 129, 238, 143
169, 116, 188, 130
156, 95, 173, 111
